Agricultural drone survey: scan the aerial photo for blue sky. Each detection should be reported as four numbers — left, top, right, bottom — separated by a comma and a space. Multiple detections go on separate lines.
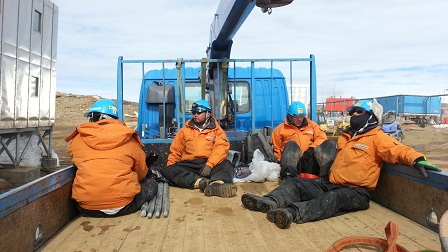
51, 0, 448, 102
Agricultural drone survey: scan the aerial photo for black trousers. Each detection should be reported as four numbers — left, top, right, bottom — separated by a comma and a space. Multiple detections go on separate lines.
77, 177, 158, 218
266, 177, 370, 223
161, 158, 234, 189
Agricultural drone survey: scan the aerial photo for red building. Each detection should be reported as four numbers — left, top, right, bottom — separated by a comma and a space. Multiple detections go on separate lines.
325, 97, 356, 113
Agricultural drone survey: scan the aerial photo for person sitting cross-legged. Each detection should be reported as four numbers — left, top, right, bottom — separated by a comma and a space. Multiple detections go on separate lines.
161, 99, 237, 198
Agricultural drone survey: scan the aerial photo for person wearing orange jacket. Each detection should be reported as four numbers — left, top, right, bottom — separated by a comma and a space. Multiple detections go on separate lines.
161, 99, 237, 198
66, 99, 158, 217
241, 99, 441, 229
271, 101, 336, 180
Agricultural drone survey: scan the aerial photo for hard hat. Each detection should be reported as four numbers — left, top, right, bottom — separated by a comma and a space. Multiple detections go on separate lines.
86, 99, 118, 118
191, 99, 212, 113
347, 100, 372, 115
288, 102, 307, 116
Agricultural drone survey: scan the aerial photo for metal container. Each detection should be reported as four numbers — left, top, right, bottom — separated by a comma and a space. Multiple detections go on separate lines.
376, 95, 441, 115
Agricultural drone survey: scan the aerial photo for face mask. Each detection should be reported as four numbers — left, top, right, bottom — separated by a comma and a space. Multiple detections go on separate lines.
350, 113, 371, 132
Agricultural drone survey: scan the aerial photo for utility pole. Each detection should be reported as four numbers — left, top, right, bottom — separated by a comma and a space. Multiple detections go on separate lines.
333, 82, 336, 98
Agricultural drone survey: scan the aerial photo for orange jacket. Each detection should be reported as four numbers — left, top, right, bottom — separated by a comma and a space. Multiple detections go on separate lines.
65, 119, 148, 210
271, 117, 328, 160
167, 117, 229, 168
329, 126, 423, 190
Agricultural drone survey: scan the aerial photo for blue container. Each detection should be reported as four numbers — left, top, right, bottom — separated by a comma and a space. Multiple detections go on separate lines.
375, 95, 441, 115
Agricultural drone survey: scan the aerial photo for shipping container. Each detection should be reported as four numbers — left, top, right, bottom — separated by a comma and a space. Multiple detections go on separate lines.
376, 95, 441, 115
375, 95, 442, 125
325, 97, 355, 113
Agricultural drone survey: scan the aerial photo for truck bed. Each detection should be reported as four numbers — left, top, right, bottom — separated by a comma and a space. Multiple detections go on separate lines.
40, 182, 439, 251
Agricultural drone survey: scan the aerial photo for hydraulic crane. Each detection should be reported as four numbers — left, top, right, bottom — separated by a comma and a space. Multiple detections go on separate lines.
205, 0, 294, 126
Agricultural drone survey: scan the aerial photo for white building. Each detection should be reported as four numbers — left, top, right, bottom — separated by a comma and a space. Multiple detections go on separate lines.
287, 77, 309, 109
0, 0, 58, 168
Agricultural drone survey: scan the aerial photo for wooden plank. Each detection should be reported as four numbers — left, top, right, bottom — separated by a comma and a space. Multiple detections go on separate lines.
362, 202, 439, 251
40, 217, 90, 251
78, 216, 133, 251
119, 212, 168, 251
43, 217, 104, 251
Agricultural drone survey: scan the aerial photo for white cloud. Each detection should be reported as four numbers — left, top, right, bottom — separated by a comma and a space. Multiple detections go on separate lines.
52, 0, 448, 102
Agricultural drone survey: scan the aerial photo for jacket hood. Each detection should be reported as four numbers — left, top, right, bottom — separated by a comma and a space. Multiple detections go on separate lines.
73, 119, 140, 150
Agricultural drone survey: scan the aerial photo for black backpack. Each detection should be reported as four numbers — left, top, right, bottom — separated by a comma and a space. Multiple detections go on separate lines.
245, 132, 278, 163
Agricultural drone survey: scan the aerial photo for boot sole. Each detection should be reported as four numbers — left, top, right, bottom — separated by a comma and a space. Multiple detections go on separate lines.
204, 183, 237, 197
267, 209, 293, 229
280, 141, 302, 178
314, 140, 337, 177
241, 194, 275, 213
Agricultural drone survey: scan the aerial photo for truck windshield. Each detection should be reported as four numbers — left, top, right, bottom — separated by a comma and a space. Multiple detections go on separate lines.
184, 81, 250, 113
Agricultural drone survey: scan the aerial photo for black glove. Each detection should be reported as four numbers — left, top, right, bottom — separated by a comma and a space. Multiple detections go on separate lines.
145, 153, 159, 167
413, 156, 441, 178
199, 165, 212, 177
146, 167, 169, 183
302, 147, 315, 159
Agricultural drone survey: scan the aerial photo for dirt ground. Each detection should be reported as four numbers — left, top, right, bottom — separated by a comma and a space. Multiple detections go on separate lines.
53, 92, 448, 172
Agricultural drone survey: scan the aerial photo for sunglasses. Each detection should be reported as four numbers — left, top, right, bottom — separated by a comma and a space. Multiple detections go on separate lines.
350, 109, 366, 115
192, 111, 205, 115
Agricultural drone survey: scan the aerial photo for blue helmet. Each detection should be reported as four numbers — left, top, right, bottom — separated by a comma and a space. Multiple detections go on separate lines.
288, 102, 307, 116
86, 99, 118, 118
347, 100, 372, 115
191, 99, 212, 113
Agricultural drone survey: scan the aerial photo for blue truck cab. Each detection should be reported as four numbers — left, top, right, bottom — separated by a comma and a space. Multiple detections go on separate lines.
137, 66, 289, 142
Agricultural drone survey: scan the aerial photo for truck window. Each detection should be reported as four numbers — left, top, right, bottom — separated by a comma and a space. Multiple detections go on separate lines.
229, 82, 250, 113
184, 82, 249, 113
185, 82, 210, 113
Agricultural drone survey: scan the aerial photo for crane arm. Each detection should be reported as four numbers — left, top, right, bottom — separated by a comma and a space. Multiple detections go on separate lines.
207, 0, 294, 61
207, 0, 256, 60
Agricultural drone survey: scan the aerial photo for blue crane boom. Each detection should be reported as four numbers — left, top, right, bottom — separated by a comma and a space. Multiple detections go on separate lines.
207, 0, 256, 60
207, 0, 294, 61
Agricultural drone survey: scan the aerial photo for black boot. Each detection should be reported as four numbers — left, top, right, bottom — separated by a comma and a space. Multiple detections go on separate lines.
140, 177, 159, 200
266, 207, 294, 229
314, 139, 337, 177
198, 178, 211, 192
204, 183, 237, 197
280, 141, 302, 180
241, 193, 278, 212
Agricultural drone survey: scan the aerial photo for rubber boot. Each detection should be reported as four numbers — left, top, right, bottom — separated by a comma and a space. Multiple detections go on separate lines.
204, 183, 237, 197
314, 139, 337, 177
266, 208, 294, 229
280, 141, 302, 180
241, 193, 278, 213
198, 178, 211, 192
140, 177, 159, 200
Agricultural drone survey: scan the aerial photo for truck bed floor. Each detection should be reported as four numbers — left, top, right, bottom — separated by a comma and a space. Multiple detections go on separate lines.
40, 182, 440, 251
